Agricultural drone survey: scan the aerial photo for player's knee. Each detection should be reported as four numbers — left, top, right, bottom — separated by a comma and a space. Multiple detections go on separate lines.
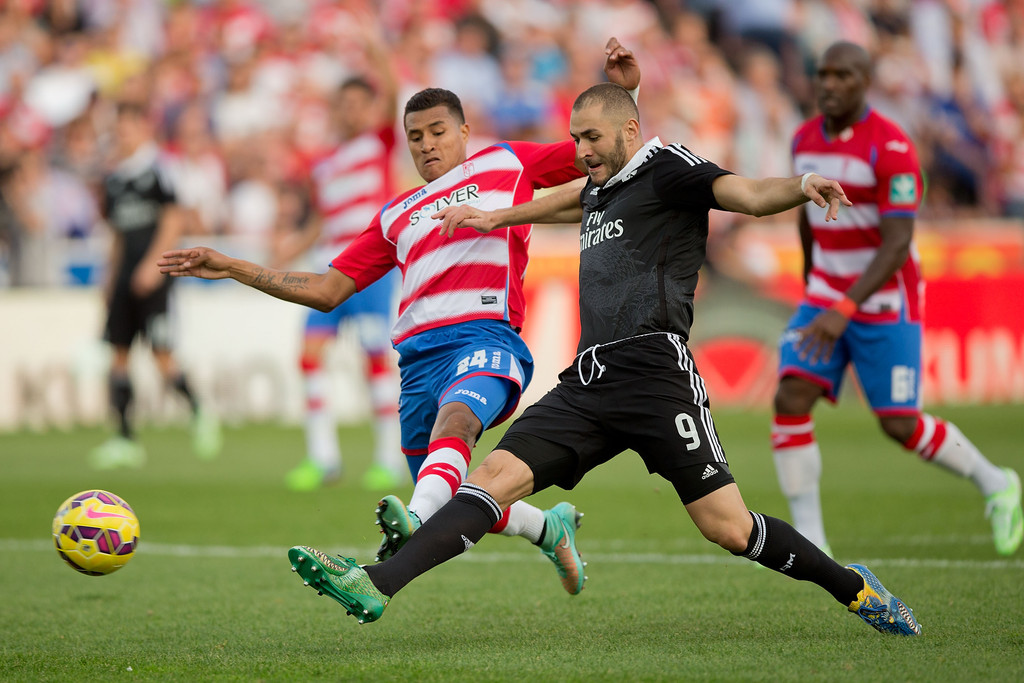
466, 451, 533, 509
693, 516, 749, 553
879, 415, 917, 444
773, 377, 820, 415
700, 523, 748, 554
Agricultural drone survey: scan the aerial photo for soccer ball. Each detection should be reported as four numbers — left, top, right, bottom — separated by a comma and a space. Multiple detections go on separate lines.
52, 490, 140, 576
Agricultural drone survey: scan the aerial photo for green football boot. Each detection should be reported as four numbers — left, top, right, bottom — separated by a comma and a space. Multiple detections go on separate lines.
288, 546, 389, 624
538, 502, 586, 595
986, 468, 1023, 556
284, 459, 341, 492
361, 463, 405, 492
88, 437, 146, 470
374, 495, 420, 561
191, 408, 223, 460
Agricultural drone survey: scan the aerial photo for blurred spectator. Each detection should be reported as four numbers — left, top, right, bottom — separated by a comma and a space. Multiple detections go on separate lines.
0, 8, 42, 100
866, 26, 929, 137
488, 47, 554, 141
1, 0, 1023, 289
224, 134, 281, 256
917, 54, 995, 215
22, 30, 96, 129
212, 55, 282, 179
0, 143, 98, 286
568, 0, 661, 54
732, 45, 801, 179
166, 100, 229, 235
993, 69, 1024, 219
199, 0, 275, 65
87, 0, 166, 60
432, 14, 503, 115
717, 0, 808, 107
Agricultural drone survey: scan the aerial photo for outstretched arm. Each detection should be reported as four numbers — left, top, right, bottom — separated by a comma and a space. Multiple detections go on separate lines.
158, 247, 356, 312
433, 179, 586, 237
712, 172, 852, 221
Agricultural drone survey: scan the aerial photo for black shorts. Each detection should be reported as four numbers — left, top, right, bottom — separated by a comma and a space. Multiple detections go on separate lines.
498, 333, 734, 504
104, 277, 174, 350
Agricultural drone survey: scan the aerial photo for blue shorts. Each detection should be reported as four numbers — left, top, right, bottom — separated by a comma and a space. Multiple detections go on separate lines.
304, 268, 398, 354
396, 319, 534, 464
778, 303, 922, 415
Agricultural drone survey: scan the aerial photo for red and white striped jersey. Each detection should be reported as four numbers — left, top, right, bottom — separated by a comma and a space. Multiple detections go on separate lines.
310, 126, 395, 265
792, 109, 924, 322
332, 140, 581, 344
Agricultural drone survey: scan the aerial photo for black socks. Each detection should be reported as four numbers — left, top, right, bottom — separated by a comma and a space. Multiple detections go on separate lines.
366, 484, 501, 597
737, 511, 864, 606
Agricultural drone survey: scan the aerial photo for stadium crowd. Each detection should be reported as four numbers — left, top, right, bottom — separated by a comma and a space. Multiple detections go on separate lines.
1, 0, 1023, 288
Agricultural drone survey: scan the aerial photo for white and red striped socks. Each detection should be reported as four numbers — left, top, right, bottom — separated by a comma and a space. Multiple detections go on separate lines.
771, 415, 828, 550
407, 437, 546, 542
408, 437, 472, 522
301, 355, 340, 472
367, 354, 403, 475
903, 413, 1007, 496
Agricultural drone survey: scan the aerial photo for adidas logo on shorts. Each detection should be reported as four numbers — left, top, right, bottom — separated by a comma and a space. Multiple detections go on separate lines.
701, 464, 719, 480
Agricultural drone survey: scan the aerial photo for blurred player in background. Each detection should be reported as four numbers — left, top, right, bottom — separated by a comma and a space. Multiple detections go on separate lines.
161, 37, 642, 596
270, 31, 404, 493
90, 102, 221, 469
771, 42, 1023, 557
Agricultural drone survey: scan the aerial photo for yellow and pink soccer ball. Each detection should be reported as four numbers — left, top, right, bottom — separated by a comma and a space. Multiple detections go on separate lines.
52, 490, 140, 576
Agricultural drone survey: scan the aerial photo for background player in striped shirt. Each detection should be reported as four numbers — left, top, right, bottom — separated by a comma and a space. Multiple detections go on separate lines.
771, 41, 1023, 557
269, 30, 405, 493
159, 38, 642, 596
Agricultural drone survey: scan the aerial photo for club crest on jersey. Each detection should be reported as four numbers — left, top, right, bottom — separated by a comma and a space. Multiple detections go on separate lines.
463, 161, 475, 178
889, 173, 917, 205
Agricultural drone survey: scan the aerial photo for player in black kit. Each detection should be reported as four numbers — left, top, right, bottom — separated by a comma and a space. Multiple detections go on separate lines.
285, 83, 921, 636
89, 103, 221, 469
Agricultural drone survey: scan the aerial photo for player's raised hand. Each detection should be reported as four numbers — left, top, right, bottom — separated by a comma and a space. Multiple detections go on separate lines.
158, 247, 233, 279
603, 37, 640, 91
433, 205, 500, 238
802, 173, 853, 222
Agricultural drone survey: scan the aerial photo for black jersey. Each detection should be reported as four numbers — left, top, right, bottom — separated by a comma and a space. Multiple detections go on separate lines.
102, 143, 176, 284
575, 140, 732, 352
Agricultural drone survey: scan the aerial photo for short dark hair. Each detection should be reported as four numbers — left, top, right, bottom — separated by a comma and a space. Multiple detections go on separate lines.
403, 88, 465, 125
572, 83, 639, 125
339, 76, 375, 97
821, 41, 873, 78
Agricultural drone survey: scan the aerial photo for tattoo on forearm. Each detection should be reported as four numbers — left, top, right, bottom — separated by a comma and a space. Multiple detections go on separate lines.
251, 269, 310, 294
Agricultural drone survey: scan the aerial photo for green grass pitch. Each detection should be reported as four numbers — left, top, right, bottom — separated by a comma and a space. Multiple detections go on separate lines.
1, 404, 1021, 681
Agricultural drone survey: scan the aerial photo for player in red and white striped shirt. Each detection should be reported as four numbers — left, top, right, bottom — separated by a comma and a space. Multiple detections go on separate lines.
772, 41, 1022, 557
160, 37, 642, 593
270, 36, 405, 494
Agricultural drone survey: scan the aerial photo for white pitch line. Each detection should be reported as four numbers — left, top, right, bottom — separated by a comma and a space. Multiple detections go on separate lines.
11, 538, 1024, 570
